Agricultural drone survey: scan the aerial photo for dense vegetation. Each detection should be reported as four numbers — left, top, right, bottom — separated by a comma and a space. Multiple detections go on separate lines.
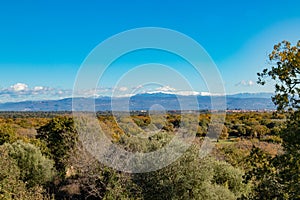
0, 40, 299, 199
0, 111, 286, 199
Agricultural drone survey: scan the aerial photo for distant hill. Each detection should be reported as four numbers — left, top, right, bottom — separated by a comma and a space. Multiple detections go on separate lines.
0, 92, 275, 111
227, 92, 273, 99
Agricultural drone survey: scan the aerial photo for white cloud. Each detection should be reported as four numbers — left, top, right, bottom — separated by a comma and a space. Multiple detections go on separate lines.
10, 83, 28, 91
175, 91, 200, 96
118, 86, 128, 92
33, 86, 44, 91
248, 80, 254, 86
235, 80, 255, 87
73, 89, 98, 97
199, 92, 225, 96
156, 85, 176, 92
134, 85, 143, 89
0, 83, 73, 103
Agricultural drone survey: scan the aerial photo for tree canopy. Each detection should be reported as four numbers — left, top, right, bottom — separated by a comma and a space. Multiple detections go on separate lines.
250, 40, 300, 199
258, 40, 300, 110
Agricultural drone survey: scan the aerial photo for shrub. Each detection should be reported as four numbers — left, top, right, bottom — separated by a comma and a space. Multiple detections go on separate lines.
132, 145, 251, 200
0, 124, 16, 145
5, 140, 56, 188
0, 143, 53, 200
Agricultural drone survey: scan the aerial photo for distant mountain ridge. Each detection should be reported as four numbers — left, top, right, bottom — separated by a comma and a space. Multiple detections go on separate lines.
0, 92, 275, 111
227, 92, 273, 99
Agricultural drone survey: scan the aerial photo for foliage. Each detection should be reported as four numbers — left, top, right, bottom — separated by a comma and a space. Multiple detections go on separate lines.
0, 124, 16, 145
274, 111, 300, 199
4, 140, 56, 188
36, 116, 78, 173
250, 124, 269, 139
0, 110, 291, 199
258, 40, 300, 110
259, 135, 282, 143
61, 142, 142, 199
133, 145, 250, 200
0, 143, 53, 200
118, 131, 172, 153
247, 40, 300, 199
242, 147, 283, 200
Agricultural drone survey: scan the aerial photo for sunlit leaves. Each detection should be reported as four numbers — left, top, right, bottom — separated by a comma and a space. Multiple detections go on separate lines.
257, 40, 300, 111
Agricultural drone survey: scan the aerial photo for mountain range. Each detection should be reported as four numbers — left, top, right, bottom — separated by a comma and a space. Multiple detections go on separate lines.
0, 92, 275, 111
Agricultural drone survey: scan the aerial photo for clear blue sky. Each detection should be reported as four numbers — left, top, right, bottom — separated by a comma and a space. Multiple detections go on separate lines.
0, 0, 300, 101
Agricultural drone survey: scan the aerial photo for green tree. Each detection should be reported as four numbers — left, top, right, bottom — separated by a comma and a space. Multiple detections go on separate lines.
243, 147, 284, 200
36, 116, 78, 174
251, 124, 269, 139
251, 40, 300, 199
219, 125, 229, 139
274, 111, 300, 198
258, 40, 300, 110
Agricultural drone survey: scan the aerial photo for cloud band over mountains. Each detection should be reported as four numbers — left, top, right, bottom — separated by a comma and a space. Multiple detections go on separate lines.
0, 83, 226, 103
0, 83, 72, 103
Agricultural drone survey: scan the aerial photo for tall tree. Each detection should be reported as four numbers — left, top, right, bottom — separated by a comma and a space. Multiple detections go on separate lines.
36, 117, 78, 174
258, 40, 300, 111
250, 40, 300, 199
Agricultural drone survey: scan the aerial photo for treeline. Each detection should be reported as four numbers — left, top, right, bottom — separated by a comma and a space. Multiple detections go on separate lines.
0, 111, 286, 146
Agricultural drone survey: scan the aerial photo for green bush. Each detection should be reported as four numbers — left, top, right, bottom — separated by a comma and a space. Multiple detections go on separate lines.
0, 143, 53, 200
5, 140, 56, 188
132, 145, 250, 200
0, 124, 16, 145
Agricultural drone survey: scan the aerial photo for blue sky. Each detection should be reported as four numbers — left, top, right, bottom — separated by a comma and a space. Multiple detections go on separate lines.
0, 0, 300, 102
